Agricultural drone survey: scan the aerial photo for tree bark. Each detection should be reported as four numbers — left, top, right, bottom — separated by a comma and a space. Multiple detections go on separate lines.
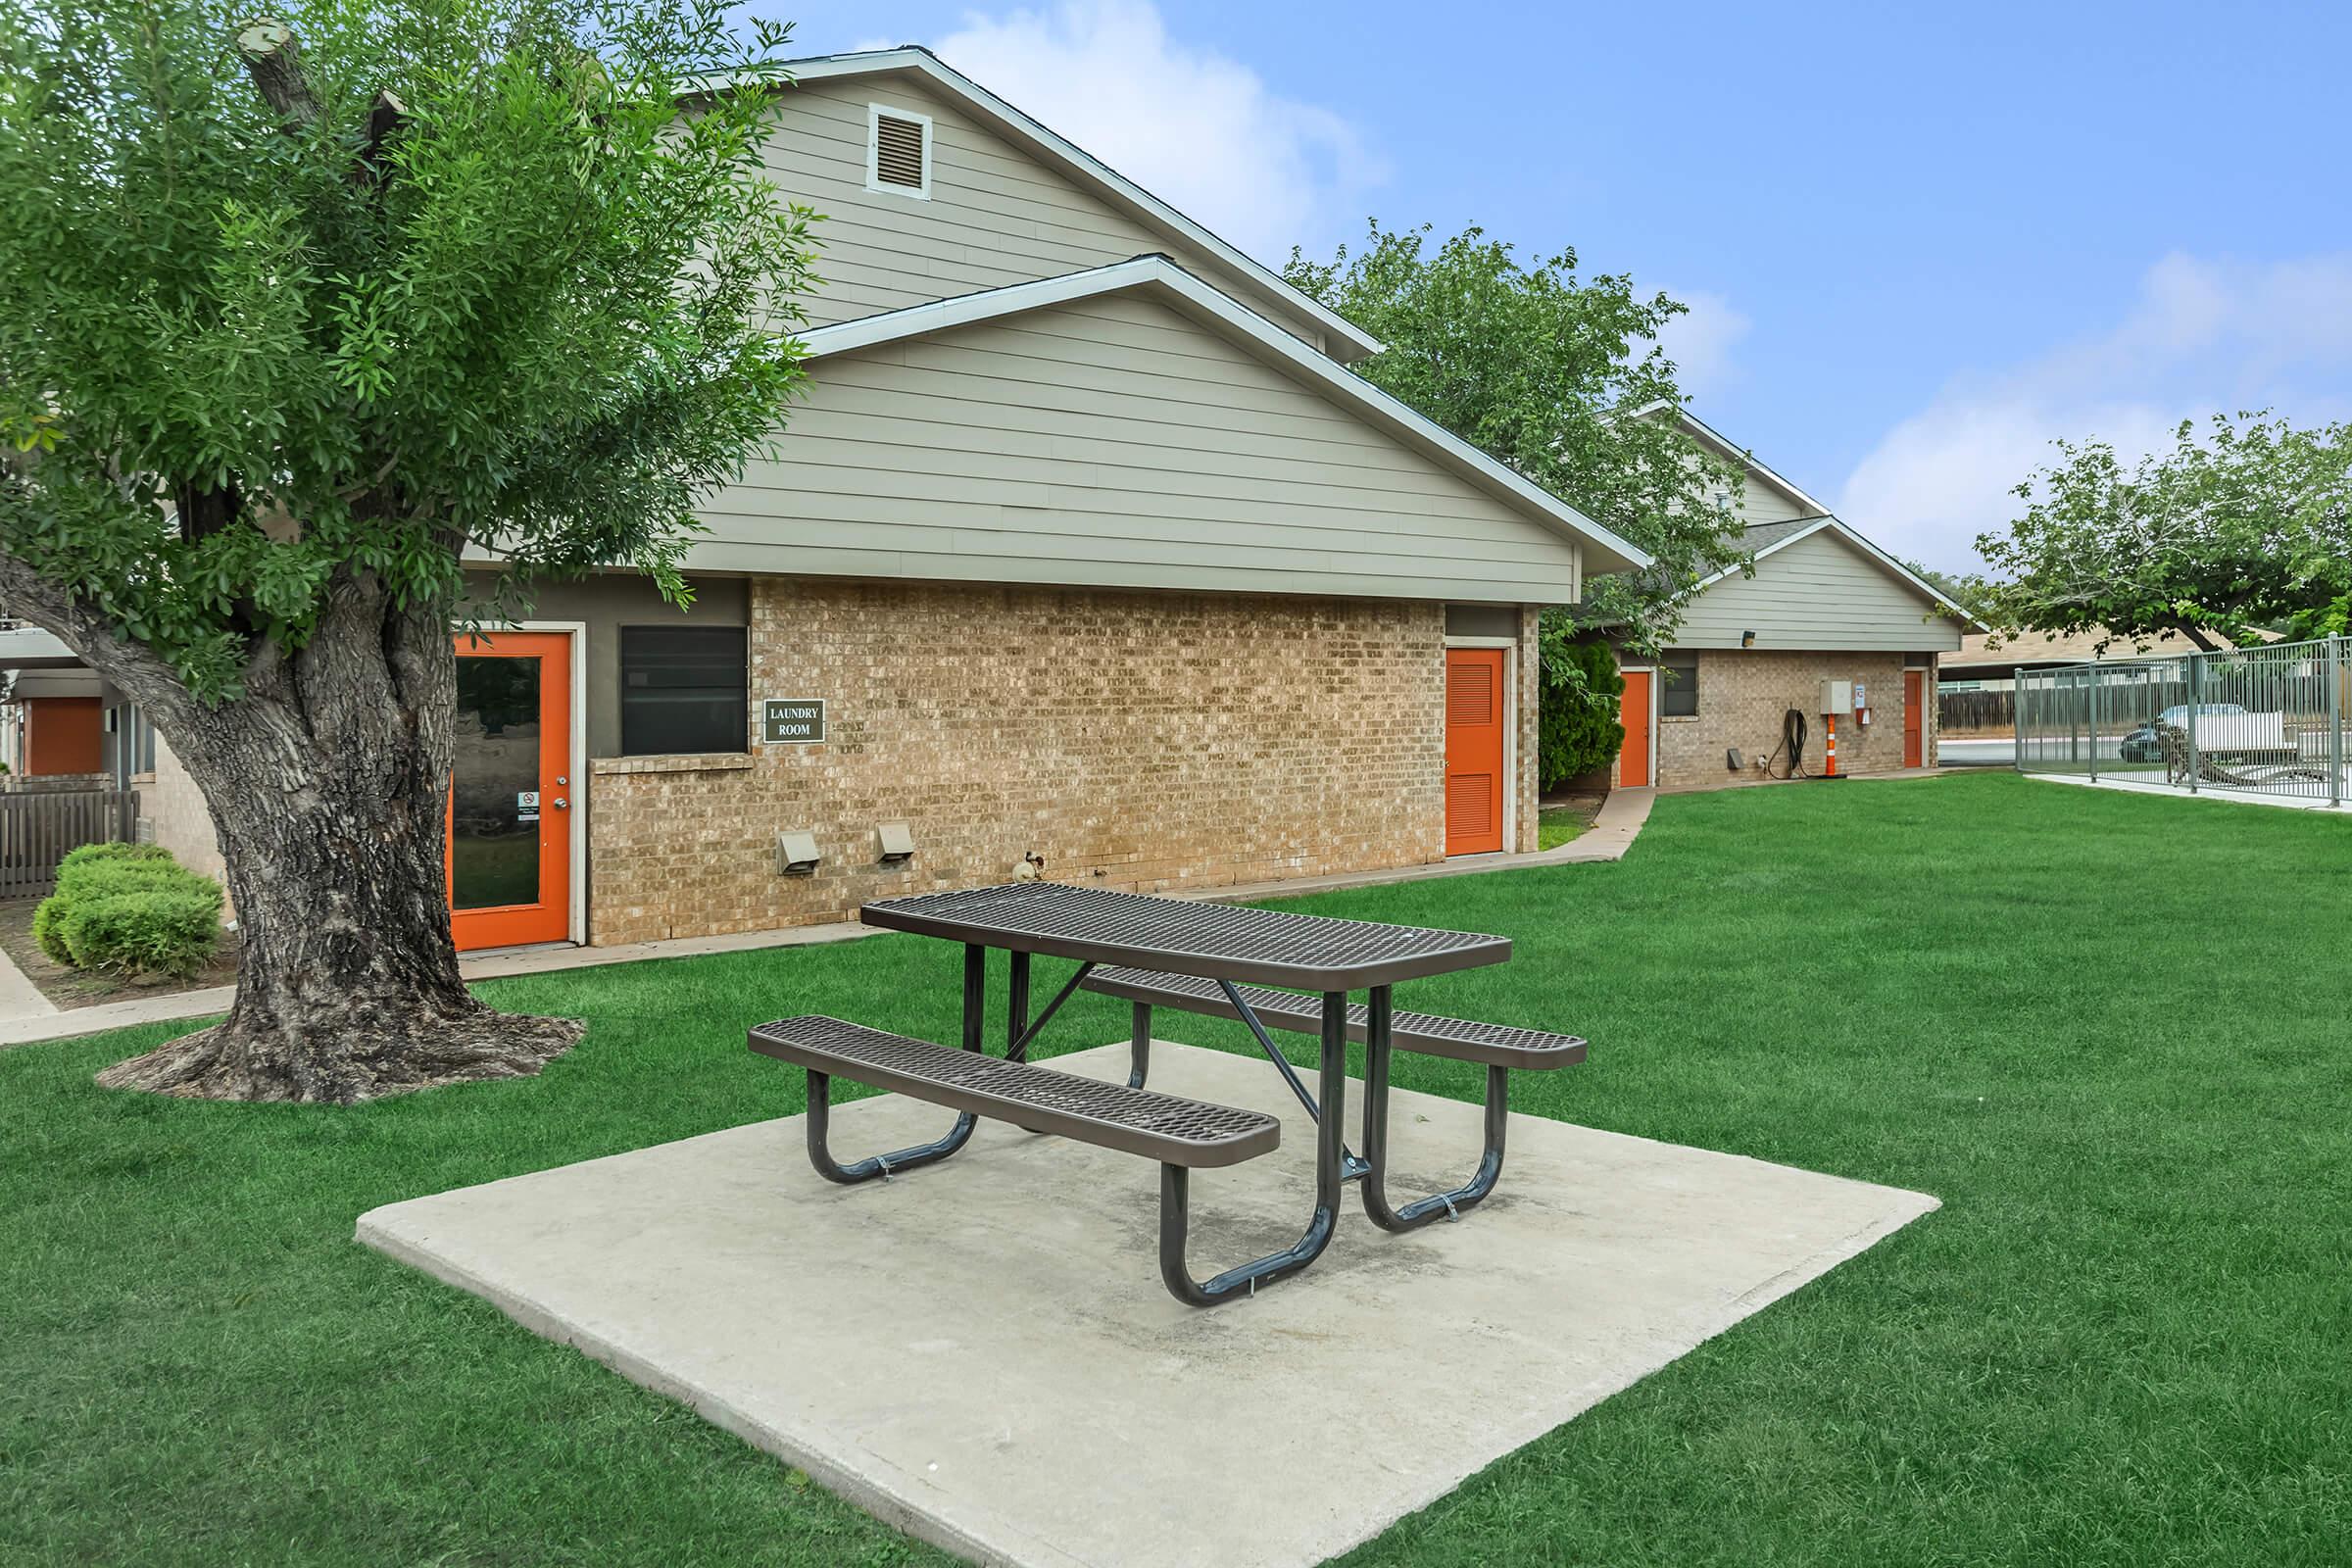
235, 20, 321, 130
0, 561, 583, 1103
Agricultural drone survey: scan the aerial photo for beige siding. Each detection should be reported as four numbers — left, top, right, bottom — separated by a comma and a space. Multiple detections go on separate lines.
691, 291, 1584, 603
1725, 476, 1814, 526
1674, 527, 1963, 652
760, 77, 1330, 349
1672, 439, 1815, 526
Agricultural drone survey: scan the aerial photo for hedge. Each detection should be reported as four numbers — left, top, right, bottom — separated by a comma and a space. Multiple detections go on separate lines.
33, 842, 224, 981
1538, 637, 1626, 788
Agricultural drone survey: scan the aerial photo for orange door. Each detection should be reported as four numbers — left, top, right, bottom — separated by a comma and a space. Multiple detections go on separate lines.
24, 697, 103, 775
448, 631, 572, 951
1902, 669, 1926, 768
1445, 648, 1507, 856
1619, 670, 1652, 788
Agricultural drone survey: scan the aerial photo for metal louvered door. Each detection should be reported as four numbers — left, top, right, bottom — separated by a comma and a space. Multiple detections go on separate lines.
1444, 648, 1506, 856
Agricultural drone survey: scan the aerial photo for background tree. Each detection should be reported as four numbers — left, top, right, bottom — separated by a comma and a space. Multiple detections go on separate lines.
1975, 413, 2352, 653
1537, 639, 1624, 789
1284, 223, 1745, 760
0, 0, 816, 1101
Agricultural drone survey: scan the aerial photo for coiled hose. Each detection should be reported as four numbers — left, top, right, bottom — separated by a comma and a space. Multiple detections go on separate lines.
1766, 707, 1809, 779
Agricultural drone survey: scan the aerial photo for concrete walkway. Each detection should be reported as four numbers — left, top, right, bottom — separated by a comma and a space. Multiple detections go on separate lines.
361, 1039, 1937, 1568
1207, 786, 1654, 904
0, 919, 880, 1048
2028, 770, 2352, 812
0, 941, 57, 1026
0, 792, 1660, 1049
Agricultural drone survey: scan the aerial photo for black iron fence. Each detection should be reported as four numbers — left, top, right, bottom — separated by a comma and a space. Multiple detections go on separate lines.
2015, 636, 2349, 807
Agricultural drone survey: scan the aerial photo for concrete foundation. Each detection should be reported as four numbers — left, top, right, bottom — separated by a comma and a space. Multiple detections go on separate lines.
359, 1042, 1937, 1568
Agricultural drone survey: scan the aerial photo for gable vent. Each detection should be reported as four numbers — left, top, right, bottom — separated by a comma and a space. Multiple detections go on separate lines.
870, 107, 929, 196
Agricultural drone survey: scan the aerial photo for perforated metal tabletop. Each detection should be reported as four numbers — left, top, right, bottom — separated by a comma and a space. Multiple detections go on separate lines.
859, 881, 1509, 990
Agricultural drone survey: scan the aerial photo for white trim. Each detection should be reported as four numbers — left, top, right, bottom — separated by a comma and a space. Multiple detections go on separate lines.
1691, 514, 1986, 631
1443, 638, 1519, 854
472, 619, 588, 946
1615, 662, 1659, 789
1627, 402, 1986, 633
863, 101, 932, 200
1626, 400, 1832, 518
796, 257, 1654, 574
703, 48, 1383, 363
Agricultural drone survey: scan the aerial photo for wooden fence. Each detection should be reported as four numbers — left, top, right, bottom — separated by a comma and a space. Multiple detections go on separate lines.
0, 788, 139, 898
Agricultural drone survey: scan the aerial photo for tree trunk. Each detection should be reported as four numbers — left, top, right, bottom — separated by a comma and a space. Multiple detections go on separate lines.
90, 581, 582, 1103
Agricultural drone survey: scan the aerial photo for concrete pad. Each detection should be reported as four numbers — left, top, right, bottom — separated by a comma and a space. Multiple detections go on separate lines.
359, 1043, 1937, 1568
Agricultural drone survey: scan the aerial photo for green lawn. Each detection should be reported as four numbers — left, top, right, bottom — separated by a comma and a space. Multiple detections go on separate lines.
1536, 803, 1589, 850
5, 772, 2350, 1566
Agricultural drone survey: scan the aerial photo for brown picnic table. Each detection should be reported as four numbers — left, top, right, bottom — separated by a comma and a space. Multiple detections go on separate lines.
749, 882, 1586, 1305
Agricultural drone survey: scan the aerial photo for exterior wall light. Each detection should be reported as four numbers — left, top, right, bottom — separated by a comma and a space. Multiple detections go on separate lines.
876, 821, 915, 865
1740, 629, 1757, 648
775, 830, 821, 876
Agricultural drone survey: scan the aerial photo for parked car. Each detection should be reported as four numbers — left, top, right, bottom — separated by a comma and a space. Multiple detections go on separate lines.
2120, 703, 2247, 761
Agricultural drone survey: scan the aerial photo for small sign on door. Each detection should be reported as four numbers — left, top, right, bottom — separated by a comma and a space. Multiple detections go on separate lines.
761, 699, 827, 745
517, 791, 539, 809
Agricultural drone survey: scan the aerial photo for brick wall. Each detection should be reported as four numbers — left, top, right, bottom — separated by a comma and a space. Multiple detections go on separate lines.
586, 579, 1529, 945
1655, 650, 1934, 790
138, 733, 227, 882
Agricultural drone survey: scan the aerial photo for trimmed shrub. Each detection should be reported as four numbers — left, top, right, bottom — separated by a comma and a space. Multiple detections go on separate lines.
58, 841, 174, 872
59, 884, 223, 980
31, 894, 72, 966
1539, 637, 1626, 789
34, 843, 224, 980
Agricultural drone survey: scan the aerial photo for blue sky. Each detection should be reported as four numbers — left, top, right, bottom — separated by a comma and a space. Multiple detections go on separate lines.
759, 1, 2352, 571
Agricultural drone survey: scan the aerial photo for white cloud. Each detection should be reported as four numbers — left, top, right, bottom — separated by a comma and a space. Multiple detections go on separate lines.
1651, 287, 1750, 401
1840, 252, 2352, 572
864, 1, 1383, 265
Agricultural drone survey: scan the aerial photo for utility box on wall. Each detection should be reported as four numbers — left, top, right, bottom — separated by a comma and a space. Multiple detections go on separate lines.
1818, 679, 1854, 716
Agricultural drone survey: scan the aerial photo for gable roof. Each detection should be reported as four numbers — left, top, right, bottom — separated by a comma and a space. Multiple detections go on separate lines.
1628, 401, 1832, 518
1698, 515, 1984, 630
795, 256, 1652, 576
1946, 624, 2276, 668
710, 47, 1382, 366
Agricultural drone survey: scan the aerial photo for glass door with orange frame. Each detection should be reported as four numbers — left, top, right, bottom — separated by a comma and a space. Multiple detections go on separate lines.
447, 631, 573, 951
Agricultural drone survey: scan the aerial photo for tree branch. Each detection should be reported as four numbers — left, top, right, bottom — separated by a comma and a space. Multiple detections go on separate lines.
235, 20, 321, 130
360, 89, 408, 183
0, 540, 201, 732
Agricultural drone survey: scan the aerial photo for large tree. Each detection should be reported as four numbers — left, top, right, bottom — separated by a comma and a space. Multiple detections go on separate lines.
1283, 222, 1745, 724
0, 0, 815, 1101
1975, 413, 2352, 653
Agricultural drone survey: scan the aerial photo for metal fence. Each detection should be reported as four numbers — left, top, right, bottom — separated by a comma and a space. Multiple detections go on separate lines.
2015, 635, 2349, 807
0, 787, 140, 897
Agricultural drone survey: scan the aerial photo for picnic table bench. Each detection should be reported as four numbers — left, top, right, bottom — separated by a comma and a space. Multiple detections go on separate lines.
748, 881, 1586, 1306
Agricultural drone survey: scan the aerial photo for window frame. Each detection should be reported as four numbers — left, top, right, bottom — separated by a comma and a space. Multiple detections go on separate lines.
617, 623, 750, 758
865, 102, 934, 200
1659, 652, 1700, 718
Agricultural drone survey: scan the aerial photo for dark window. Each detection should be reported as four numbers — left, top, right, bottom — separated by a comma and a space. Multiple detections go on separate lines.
1660, 653, 1700, 717
620, 626, 747, 756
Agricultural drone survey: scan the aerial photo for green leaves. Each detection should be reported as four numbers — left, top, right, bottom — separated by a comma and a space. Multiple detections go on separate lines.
0, 0, 817, 699
1976, 413, 2352, 651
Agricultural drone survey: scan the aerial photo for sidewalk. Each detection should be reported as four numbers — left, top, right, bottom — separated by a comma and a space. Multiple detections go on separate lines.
0, 790, 1657, 1049
0, 921, 877, 1049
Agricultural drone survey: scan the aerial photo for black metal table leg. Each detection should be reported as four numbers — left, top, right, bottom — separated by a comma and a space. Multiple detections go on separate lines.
805, 1067, 978, 1183
797, 943, 994, 1184
1214, 978, 1370, 1181
963, 943, 986, 1053
1128, 1002, 1152, 1088
1359, 985, 1508, 1230
1157, 989, 1348, 1305
1006, 949, 1031, 1060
